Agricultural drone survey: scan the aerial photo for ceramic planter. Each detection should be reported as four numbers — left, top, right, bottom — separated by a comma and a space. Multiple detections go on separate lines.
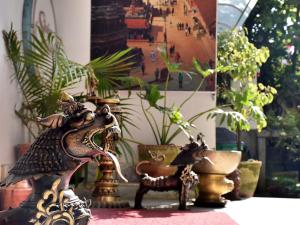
0, 144, 32, 211
238, 160, 262, 198
0, 180, 32, 210
138, 144, 180, 165
136, 144, 179, 177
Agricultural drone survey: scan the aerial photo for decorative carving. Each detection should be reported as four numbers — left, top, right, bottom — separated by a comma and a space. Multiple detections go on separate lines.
0, 93, 127, 225
30, 178, 77, 225
148, 150, 165, 162
134, 135, 211, 210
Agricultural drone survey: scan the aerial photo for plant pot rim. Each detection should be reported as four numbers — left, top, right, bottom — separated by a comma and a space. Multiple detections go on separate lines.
240, 160, 262, 165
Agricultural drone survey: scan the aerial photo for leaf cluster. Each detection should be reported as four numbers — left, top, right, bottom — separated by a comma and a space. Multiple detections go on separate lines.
88, 48, 136, 98
217, 29, 276, 133
244, 0, 300, 153
137, 49, 220, 145
3, 27, 89, 138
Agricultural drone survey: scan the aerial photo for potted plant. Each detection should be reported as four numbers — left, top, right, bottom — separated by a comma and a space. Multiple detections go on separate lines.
216, 29, 277, 198
135, 49, 204, 172
135, 48, 246, 176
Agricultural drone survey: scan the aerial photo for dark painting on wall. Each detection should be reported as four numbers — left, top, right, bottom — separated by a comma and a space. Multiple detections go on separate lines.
91, 0, 216, 91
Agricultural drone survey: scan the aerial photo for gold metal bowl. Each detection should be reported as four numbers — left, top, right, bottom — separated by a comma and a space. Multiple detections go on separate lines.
193, 150, 241, 207
193, 150, 241, 174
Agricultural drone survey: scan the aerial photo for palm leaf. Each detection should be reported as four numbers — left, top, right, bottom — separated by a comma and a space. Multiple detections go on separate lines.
88, 48, 136, 97
3, 26, 89, 137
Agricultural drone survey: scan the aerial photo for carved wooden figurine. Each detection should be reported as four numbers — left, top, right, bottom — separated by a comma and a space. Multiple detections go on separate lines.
0, 93, 127, 225
134, 134, 211, 210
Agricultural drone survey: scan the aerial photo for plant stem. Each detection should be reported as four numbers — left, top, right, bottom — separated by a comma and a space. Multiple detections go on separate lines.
120, 137, 143, 145
161, 72, 171, 144
147, 108, 162, 141
164, 73, 206, 141
179, 74, 205, 110
165, 104, 232, 144
140, 91, 160, 145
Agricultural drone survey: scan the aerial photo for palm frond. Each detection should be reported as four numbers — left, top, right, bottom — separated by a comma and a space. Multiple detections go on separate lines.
88, 48, 136, 97
3, 26, 89, 136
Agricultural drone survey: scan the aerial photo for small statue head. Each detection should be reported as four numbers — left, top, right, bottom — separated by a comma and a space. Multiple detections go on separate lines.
57, 94, 127, 181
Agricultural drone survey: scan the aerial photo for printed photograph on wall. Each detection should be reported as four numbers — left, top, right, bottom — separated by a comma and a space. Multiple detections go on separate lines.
91, 0, 216, 91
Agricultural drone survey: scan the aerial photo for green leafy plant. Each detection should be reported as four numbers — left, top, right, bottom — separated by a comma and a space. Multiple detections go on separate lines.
3, 27, 136, 144
267, 110, 300, 161
216, 29, 277, 150
137, 48, 244, 145
3, 27, 90, 138
245, 0, 300, 160
86, 48, 139, 162
88, 48, 137, 98
268, 175, 300, 197
137, 29, 276, 148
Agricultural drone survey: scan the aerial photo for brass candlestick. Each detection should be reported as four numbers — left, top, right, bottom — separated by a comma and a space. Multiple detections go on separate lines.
88, 96, 129, 208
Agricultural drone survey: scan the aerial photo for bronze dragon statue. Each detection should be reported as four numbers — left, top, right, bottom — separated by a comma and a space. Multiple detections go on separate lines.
134, 134, 212, 210
0, 93, 127, 225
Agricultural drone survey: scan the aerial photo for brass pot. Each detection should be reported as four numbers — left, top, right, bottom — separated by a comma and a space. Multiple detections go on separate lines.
193, 150, 241, 207
193, 150, 241, 174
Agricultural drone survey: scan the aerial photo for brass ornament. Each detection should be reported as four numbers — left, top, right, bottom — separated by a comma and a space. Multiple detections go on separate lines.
88, 97, 129, 208
134, 136, 209, 210
60, 91, 75, 102
0, 96, 127, 224
30, 178, 75, 225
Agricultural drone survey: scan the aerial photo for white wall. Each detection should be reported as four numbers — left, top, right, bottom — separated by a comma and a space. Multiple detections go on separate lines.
0, 0, 25, 164
119, 90, 216, 148
52, 0, 91, 65
52, 0, 91, 96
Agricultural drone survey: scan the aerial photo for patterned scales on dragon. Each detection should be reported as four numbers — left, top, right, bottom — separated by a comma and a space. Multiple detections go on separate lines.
0, 93, 128, 225
134, 135, 213, 210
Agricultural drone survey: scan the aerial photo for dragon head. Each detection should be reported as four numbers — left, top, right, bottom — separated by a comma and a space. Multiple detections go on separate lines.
38, 93, 127, 182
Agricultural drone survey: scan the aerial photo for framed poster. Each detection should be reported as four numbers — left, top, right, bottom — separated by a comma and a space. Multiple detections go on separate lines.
91, 0, 216, 91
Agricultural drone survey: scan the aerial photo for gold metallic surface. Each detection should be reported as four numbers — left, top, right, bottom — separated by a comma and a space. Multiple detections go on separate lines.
193, 150, 241, 207
91, 99, 129, 208
138, 144, 180, 165
195, 174, 234, 207
30, 178, 75, 225
135, 161, 178, 177
193, 150, 241, 174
